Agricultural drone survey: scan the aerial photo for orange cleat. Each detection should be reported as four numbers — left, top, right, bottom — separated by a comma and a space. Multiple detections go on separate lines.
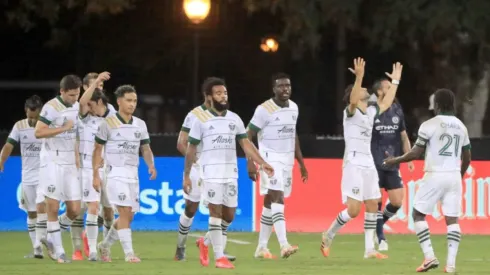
215, 256, 234, 269
444, 265, 456, 273
416, 258, 439, 272
254, 247, 277, 259
82, 231, 90, 257
72, 250, 83, 261
364, 251, 389, 259
280, 244, 299, 259
320, 232, 333, 258
125, 254, 141, 263
196, 237, 209, 267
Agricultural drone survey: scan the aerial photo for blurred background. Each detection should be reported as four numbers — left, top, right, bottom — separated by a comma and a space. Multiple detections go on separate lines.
1, 0, 490, 140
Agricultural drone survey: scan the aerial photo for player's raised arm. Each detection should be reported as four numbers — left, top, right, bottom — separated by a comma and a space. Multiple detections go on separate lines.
79, 72, 110, 118
461, 129, 472, 178
378, 62, 403, 115
34, 104, 73, 138
0, 122, 20, 172
346, 57, 366, 116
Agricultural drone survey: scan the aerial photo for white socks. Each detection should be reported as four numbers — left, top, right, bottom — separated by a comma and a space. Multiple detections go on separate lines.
35, 213, 47, 248
271, 203, 288, 247
177, 213, 194, 248
208, 217, 224, 259
414, 221, 435, 260
326, 209, 352, 238
446, 224, 461, 268
258, 207, 273, 248
364, 212, 377, 253
118, 228, 134, 256
47, 220, 64, 257
86, 214, 98, 254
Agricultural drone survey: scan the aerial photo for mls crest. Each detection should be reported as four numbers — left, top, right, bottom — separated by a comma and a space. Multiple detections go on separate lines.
229, 122, 235, 131
134, 131, 141, 139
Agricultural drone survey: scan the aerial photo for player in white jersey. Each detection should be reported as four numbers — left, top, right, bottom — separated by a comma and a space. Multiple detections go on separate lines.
0, 95, 44, 259
35, 74, 82, 263
384, 89, 471, 273
246, 73, 308, 259
320, 58, 403, 259
185, 77, 274, 269
95, 85, 157, 263
75, 72, 115, 261
83, 72, 117, 113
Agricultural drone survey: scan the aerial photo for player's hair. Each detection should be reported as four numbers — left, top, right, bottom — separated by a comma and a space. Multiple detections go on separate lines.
24, 95, 43, 110
114, 85, 136, 98
434, 88, 456, 114
202, 77, 226, 96
371, 78, 390, 95
90, 88, 109, 105
83, 72, 98, 87
271, 72, 290, 88
343, 84, 354, 105
60, 74, 82, 91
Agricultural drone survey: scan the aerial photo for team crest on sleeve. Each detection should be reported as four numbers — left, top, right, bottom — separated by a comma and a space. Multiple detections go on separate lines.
185, 117, 191, 124
42, 110, 48, 116
228, 122, 235, 131
392, 116, 399, 124
134, 131, 141, 139
292, 115, 297, 121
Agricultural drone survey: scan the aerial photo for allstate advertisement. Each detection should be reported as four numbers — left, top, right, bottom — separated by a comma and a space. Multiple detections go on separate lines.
0, 157, 254, 232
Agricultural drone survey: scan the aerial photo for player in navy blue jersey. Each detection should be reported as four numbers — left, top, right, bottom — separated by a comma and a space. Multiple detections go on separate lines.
370, 78, 414, 251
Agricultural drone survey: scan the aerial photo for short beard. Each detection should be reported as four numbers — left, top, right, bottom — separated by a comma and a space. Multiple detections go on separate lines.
213, 99, 229, 111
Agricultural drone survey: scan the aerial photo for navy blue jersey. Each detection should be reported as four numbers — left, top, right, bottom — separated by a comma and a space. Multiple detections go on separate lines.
371, 102, 406, 171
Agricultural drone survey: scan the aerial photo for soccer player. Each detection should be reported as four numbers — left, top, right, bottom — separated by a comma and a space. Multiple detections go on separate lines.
0, 95, 44, 259
320, 58, 402, 259
246, 73, 308, 259
94, 85, 157, 263
35, 74, 82, 263
83, 72, 117, 113
384, 88, 470, 273
77, 72, 114, 261
184, 77, 274, 269
370, 78, 414, 251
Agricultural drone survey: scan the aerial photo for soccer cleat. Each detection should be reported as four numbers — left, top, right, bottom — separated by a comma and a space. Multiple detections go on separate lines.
125, 253, 141, 263
254, 247, 277, 259
364, 251, 389, 259
196, 237, 209, 267
320, 232, 333, 257
57, 253, 71, 263
88, 252, 97, 262
82, 231, 90, 257
174, 246, 186, 261
378, 240, 389, 251
444, 266, 456, 273
40, 238, 56, 261
224, 251, 236, 262
34, 246, 44, 259
97, 243, 112, 263
215, 256, 234, 269
72, 250, 83, 261
280, 244, 299, 259
415, 258, 439, 272
24, 252, 35, 259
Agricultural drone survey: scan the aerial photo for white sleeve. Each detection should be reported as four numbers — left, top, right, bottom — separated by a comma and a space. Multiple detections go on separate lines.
140, 121, 150, 145
181, 112, 195, 133
248, 106, 268, 131
236, 116, 247, 140
366, 104, 380, 121
39, 104, 59, 126
415, 122, 431, 147
188, 119, 203, 145
6, 122, 20, 146
95, 120, 110, 145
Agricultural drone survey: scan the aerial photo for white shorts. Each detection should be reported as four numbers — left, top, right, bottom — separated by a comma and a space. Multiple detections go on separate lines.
259, 162, 293, 198
81, 167, 111, 207
183, 165, 202, 203
19, 184, 44, 212
40, 162, 81, 201
341, 164, 381, 203
413, 172, 462, 217
202, 180, 238, 208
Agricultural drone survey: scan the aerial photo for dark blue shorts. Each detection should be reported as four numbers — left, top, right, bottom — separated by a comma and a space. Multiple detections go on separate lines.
377, 169, 403, 190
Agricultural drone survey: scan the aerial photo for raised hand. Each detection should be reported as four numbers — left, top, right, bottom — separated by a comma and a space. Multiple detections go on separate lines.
385, 62, 403, 81
348, 57, 366, 78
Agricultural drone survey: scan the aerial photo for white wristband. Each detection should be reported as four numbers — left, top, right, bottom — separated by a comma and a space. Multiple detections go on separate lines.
391, 79, 400, 85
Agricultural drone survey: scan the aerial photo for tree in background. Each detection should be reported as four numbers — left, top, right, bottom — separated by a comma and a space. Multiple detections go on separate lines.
242, 0, 490, 137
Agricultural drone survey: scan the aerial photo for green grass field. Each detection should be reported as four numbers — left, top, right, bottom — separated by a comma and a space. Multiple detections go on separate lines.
0, 232, 487, 274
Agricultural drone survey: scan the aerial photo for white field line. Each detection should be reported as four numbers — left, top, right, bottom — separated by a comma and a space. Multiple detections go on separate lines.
188, 233, 251, 245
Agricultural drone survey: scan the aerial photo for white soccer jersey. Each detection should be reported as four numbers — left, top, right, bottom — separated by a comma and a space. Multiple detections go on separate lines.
188, 109, 247, 183
108, 103, 116, 113
7, 119, 41, 185
248, 99, 298, 166
95, 113, 150, 178
415, 115, 471, 172
343, 105, 379, 168
181, 105, 207, 160
78, 108, 116, 167
39, 96, 79, 165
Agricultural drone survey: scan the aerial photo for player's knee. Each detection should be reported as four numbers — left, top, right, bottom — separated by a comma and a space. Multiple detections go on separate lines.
87, 202, 99, 214
411, 209, 425, 222
346, 201, 362, 218
103, 207, 113, 221
388, 189, 404, 207
184, 201, 199, 218
27, 211, 37, 219
444, 216, 458, 225
263, 194, 272, 208
207, 203, 222, 218
222, 207, 235, 223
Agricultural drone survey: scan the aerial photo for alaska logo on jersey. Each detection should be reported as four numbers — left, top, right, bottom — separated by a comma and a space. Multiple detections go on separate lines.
117, 142, 139, 154
277, 125, 295, 135
211, 135, 233, 146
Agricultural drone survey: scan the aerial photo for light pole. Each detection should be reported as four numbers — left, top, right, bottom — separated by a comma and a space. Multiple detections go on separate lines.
260, 37, 279, 53
183, 0, 211, 107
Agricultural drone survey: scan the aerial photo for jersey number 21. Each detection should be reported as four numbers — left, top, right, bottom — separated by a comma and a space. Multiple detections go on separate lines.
438, 134, 460, 157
